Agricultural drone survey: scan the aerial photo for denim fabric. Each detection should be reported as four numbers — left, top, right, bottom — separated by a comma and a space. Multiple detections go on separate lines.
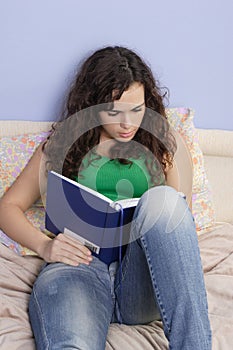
29, 186, 212, 350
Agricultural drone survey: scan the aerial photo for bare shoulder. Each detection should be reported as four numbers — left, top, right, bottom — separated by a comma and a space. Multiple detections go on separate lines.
0, 144, 47, 211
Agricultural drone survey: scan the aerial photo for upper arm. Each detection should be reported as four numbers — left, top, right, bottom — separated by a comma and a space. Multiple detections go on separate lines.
1, 144, 47, 212
165, 129, 193, 209
165, 161, 179, 191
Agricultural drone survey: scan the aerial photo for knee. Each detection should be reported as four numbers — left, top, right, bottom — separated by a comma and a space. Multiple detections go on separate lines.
138, 185, 184, 216
29, 261, 113, 345
31, 259, 110, 298
133, 185, 194, 235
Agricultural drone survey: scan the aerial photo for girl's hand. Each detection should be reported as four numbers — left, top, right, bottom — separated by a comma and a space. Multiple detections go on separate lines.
37, 233, 93, 266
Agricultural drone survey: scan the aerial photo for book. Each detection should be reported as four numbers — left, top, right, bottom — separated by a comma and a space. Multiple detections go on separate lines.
45, 170, 139, 265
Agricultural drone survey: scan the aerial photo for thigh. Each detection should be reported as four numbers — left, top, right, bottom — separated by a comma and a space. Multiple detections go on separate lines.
113, 239, 161, 325
29, 257, 114, 350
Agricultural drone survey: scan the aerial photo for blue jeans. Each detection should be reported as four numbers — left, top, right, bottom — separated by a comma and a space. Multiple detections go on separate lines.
29, 186, 212, 349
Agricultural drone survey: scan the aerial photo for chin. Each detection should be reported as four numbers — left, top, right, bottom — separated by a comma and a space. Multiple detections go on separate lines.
116, 137, 133, 143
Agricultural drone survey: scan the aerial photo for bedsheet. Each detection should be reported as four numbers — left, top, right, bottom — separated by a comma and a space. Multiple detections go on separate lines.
0, 223, 233, 350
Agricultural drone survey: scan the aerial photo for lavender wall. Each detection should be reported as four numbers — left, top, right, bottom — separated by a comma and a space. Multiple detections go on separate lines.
0, 0, 232, 130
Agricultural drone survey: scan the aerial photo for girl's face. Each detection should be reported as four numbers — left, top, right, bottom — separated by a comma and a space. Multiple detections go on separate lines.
99, 82, 145, 143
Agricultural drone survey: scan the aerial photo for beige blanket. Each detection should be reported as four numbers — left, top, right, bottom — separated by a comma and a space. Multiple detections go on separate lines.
0, 223, 232, 350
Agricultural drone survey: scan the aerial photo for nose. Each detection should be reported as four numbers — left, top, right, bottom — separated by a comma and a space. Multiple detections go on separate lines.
120, 113, 132, 129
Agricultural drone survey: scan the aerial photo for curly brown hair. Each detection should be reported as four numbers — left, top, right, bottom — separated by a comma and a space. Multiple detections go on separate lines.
43, 46, 176, 183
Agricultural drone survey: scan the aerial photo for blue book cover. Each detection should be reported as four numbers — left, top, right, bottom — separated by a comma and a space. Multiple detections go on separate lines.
45, 171, 139, 264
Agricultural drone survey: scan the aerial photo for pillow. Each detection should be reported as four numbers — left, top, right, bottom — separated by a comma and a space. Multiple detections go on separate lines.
166, 107, 215, 233
0, 131, 50, 255
0, 131, 49, 196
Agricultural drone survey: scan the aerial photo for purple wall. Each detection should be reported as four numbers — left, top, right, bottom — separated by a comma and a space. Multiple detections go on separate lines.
0, 0, 232, 130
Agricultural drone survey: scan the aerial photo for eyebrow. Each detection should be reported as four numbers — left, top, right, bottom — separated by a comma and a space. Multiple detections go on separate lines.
111, 102, 145, 113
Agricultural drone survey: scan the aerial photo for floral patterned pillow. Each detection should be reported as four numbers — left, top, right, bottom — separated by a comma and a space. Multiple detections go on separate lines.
166, 107, 215, 233
0, 132, 49, 196
0, 132, 50, 255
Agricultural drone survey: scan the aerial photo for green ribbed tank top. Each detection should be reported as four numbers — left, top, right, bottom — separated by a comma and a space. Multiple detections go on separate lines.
75, 153, 165, 202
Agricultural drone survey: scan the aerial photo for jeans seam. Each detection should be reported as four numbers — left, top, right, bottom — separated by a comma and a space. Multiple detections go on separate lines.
114, 241, 134, 292
31, 287, 50, 349
140, 235, 171, 335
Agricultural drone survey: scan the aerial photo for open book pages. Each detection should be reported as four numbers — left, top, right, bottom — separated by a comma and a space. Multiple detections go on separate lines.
111, 197, 139, 210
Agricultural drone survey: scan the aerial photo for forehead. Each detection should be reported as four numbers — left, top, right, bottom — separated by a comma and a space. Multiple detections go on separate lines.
113, 82, 145, 106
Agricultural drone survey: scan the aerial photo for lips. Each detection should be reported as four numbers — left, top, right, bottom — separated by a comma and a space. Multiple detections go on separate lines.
118, 131, 134, 138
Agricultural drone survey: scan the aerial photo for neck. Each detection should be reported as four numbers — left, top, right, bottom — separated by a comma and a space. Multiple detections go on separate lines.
96, 137, 117, 157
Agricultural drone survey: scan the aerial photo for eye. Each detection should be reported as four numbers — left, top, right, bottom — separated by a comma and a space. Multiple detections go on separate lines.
133, 107, 142, 113
107, 110, 119, 117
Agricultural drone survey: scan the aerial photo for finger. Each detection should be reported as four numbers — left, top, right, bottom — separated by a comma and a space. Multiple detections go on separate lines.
58, 251, 92, 266
52, 236, 93, 263
45, 237, 91, 266
48, 245, 92, 266
62, 244, 93, 263
61, 233, 92, 256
